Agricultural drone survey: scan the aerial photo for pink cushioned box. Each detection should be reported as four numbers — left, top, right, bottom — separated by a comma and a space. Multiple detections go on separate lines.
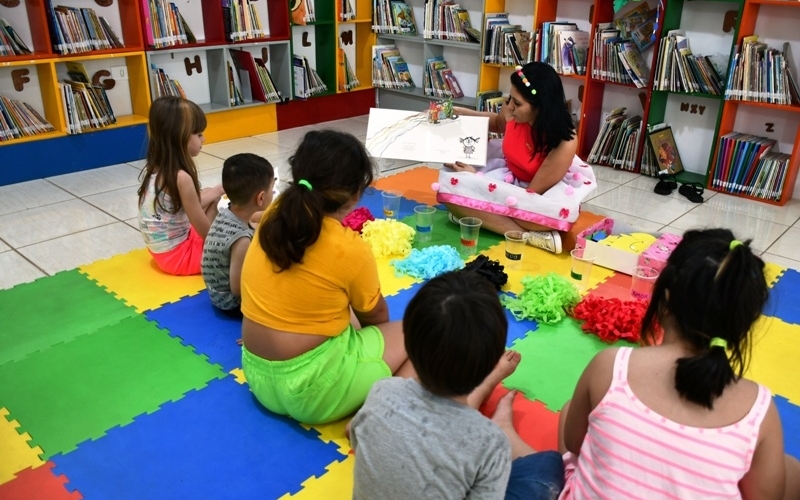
639, 233, 682, 273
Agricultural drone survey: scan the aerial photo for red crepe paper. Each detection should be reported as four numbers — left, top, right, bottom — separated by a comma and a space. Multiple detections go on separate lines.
342, 207, 375, 233
572, 296, 649, 343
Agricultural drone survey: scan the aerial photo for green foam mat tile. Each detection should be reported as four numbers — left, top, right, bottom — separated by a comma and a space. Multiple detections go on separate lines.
399, 211, 503, 254
0, 270, 137, 366
0, 315, 226, 458
504, 317, 636, 411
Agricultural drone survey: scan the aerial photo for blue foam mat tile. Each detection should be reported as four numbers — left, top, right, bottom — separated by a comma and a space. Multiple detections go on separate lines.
775, 395, 800, 460
51, 377, 345, 500
385, 282, 423, 321
503, 293, 539, 348
764, 269, 800, 325
357, 187, 422, 222
145, 291, 243, 372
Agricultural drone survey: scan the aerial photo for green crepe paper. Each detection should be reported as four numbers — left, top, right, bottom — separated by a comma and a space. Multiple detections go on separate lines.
500, 273, 581, 324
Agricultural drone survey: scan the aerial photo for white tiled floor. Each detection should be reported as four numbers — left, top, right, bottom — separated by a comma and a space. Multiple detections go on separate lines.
1, 115, 799, 290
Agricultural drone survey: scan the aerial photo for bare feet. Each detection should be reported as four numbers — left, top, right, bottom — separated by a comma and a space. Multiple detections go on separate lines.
444, 161, 477, 173
467, 350, 522, 409
491, 389, 537, 459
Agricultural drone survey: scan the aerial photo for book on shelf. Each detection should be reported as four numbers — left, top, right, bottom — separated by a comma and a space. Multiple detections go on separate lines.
222, 0, 266, 42
617, 41, 649, 88
422, 57, 463, 98
230, 49, 283, 103
712, 132, 788, 200
725, 36, 800, 105
482, 19, 531, 66
58, 75, 117, 134
391, 1, 417, 35
340, 0, 355, 21
292, 55, 327, 99
653, 30, 724, 95
421, 0, 478, 42
554, 29, 590, 76
141, 0, 195, 49
149, 63, 187, 99
372, 44, 415, 89
541, 22, 577, 69
339, 45, 361, 91
482, 12, 508, 63
291, 0, 315, 25
0, 18, 32, 56
44, 2, 126, 54
0, 95, 56, 141
588, 107, 642, 171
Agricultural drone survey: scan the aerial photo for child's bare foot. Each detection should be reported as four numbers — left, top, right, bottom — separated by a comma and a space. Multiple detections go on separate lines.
490, 390, 517, 433
467, 350, 522, 409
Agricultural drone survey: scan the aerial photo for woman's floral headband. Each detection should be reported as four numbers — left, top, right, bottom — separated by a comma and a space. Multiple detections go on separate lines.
515, 66, 536, 95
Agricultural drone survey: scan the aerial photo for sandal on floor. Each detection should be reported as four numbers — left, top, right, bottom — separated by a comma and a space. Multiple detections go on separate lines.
678, 182, 705, 203
654, 174, 678, 196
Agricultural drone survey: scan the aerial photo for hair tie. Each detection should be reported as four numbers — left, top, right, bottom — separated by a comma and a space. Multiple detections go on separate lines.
298, 179, 313, 191
729, 239, 742, 251
709, 337, 728, 350
514, 65, 537, 96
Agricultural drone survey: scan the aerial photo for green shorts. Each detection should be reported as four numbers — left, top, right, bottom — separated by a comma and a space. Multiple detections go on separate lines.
242, 324, 392, 424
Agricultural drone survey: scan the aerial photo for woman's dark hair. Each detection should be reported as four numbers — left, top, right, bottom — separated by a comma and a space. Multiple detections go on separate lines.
137, 96, 206, 213
510, 62, 576, 156
404, 271, 507, 397
258, 130, 374, 271
640, 229, 769, 409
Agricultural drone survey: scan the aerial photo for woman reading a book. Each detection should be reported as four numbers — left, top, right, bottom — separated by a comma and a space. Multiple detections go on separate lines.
437, 62, 596, 255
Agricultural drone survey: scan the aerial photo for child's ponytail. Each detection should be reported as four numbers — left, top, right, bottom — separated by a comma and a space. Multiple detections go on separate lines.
641, 230, 768, 409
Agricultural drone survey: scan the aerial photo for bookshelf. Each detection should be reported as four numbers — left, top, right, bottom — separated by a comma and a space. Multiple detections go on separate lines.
647, 0, 743, 186
708, 0, 800, 205
336, 0, 374, 92
373, 0, 484, 110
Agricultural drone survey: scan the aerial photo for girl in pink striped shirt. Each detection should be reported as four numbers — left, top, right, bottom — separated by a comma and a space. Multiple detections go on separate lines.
557, 229, 800, 500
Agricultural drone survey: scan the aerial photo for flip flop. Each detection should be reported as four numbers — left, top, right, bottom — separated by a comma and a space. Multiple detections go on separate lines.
653, 174, 677, 196
678, 183, 704, 203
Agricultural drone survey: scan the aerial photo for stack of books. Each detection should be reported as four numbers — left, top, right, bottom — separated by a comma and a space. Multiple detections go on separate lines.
45, 1, 125, 54
142, 0, 195, 48
373, 0, 417, 35
587, 107, 642, 170
725, 37, 800, 105
372, 44, 415, 89
0, 19, 32, 56
0, 96, 55, 142
222, 0, 266, 42
231, 49, 283, 103
59, 62, 117, 134
293, 55, 327, 99
423, 0, 479, 42
537, 22, 590, 76
592, 24, 649, 86
483, 13, 532, 65
149, 64, 186, 99
423, 57, 463, 98
712, 132, 789, 201
653, 30, 725, 94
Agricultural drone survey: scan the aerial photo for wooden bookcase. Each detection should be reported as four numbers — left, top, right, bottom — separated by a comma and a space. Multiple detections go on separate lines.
0, 0, 150, 184
647, 0, 743, 187
373, 0, 484, 110
336, 0, 376, 93
708, 0, 800, 205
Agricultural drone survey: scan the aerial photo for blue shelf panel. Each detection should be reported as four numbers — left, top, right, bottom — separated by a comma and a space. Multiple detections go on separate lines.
0, 125, 148, 186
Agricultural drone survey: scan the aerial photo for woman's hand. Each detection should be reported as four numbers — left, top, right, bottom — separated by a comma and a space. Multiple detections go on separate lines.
444, 161, 476, 173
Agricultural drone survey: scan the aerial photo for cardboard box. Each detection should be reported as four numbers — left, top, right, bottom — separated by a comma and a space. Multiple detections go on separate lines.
576, 218, 680, 275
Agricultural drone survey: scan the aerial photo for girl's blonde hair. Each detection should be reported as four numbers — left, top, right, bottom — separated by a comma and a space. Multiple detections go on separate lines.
137, 96, 207, 213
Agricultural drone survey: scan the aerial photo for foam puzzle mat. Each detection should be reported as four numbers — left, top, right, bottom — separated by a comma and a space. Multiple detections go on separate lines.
1, 166, 798, 498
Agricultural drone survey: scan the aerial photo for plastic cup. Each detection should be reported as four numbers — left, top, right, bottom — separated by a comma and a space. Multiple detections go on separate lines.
381, 190, 402, 219
570, 247, 596, 291
631, 266, 660, 301
414, 205, 436, 242
459, 217, 482, 256
504, 230, 526, 269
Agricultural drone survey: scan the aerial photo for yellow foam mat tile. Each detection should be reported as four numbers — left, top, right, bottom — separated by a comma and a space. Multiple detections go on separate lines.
746, 316, 800, 404
229, 368, 246, 385
376, 255, 421, 297
0, 408, 44, 485
79, 248, 205, 313
303, 417, 352, 455
764, 262, 786, 288
481, 243, 615, 296
279, 455, 354, 499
